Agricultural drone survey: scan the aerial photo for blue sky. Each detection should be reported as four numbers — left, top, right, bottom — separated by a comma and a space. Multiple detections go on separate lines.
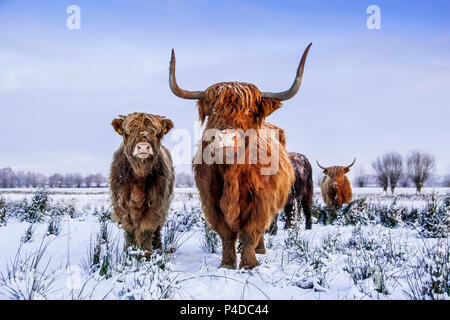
0, 0, 449, 178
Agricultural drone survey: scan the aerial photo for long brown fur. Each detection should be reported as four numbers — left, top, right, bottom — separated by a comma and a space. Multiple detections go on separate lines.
319, 166, 353, 209
193, 82, 294, 269
109, 113, 175, 257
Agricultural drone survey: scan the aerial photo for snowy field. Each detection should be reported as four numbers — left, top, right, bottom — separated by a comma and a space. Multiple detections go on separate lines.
0, 187, 448, 300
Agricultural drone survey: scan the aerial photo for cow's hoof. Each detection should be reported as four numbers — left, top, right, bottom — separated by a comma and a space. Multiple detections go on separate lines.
144, 250, 153, 260
239, 256, 258, 269
255, 247, 266, 254
239, 261, 258, 270
220, 262, 237, 269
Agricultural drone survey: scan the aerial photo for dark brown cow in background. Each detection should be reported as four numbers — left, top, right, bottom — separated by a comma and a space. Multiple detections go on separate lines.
169, 43, 312, 269
268, 152, 313, 235
317, 159, 355, 210
109, 113, 175, 257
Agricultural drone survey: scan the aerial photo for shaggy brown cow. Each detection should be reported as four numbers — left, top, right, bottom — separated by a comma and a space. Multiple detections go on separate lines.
268, 152, 314, 235
109, 112, 175, 257
169, 43, 312, 269
317, 159, 355, 210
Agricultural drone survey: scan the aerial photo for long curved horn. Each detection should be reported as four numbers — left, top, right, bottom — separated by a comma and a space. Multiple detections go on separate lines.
346, 158, 356, 169
261, 42, 312, 101
316, 160, 327, 170
169, 49, 205, 100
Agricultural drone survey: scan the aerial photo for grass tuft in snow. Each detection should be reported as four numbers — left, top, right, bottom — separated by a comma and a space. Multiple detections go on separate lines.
21, 225, 34, 243
200, 222, 220, 254
0, 237, 57, 300
406, 238, 450, 300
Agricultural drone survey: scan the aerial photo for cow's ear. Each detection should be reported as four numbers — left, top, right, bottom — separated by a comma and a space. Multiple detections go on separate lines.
344, 167, 350, 173
260, 98, 282, 117
197, 99, 211, 125
112, 118, 124, 135
323, 169, 328, 175
160, 118, 174, 136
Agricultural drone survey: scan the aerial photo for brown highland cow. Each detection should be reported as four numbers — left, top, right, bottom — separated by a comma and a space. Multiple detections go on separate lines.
169, 43, 312, 269
317, 159, 355, 210
268, 152, 314, 235
109, 112, 175, 257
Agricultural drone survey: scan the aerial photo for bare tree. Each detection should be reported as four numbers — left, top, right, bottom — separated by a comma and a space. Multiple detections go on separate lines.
0, 168, 16, 188
93, 173, 106, 187
72, 173, 84, 188
372, 157, 389, 193
15, 171, 26, 187
406, 151, 435, 193
84, 174, 95, 187
353, 166, 369, 188
49, 173, 64, 188
384, 152, 403, 194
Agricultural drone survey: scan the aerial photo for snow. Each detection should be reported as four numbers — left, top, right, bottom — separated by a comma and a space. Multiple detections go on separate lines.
0, 187, 448, 300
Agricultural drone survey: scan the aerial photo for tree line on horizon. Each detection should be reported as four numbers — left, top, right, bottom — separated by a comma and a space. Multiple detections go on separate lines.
353, 150, 450, 193
0, 168, 107, 188
1, 150, 449, 191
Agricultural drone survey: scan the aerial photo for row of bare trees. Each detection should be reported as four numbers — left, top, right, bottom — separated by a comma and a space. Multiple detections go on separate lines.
0, 168, 106, 188
353, 151, 437, 193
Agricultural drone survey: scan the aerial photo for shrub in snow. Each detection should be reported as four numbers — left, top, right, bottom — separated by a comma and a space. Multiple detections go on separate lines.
337, 198, 371, 226
83, 222, 114, 278
46, 214, 61, 236
21, 225, 34, 243
417, 195, 450, 238
49, 202, 78, 219
378, 198, 403, 228
116, 250, 177, 300
200, 222, 220, 253
93, 206, 112, 223
162, 208, 197, 253
407, 240, 449, 300
17, 187, 49, 223
0, 197, 6, 226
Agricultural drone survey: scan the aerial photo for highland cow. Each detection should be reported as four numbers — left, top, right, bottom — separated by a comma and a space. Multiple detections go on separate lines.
109, 112, 175, 257
268, 152, 313, 235
169, 43, 312, 269
317, 159, 355, 210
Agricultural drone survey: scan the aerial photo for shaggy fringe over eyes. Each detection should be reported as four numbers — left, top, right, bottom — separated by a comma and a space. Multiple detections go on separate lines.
197, 82, 263, 124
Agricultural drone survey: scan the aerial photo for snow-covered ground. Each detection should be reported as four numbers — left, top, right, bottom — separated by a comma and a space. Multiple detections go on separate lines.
0, 187, 448, 300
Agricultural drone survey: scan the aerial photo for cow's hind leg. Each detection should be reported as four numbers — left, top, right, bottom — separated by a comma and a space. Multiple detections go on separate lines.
284, 200, 295, 229
301, 198, 313, 230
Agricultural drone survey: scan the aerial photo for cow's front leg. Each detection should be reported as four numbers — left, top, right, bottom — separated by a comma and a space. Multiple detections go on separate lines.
267, 214, 278, 236
255, 234, 266, 254
152, 226, 162, 250
239, 230, 259, 269
138, 229, 154, 259
124, 230, 136, 250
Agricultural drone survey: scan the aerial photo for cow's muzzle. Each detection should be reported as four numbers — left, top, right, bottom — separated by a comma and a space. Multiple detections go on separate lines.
133, 142, 153, 159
